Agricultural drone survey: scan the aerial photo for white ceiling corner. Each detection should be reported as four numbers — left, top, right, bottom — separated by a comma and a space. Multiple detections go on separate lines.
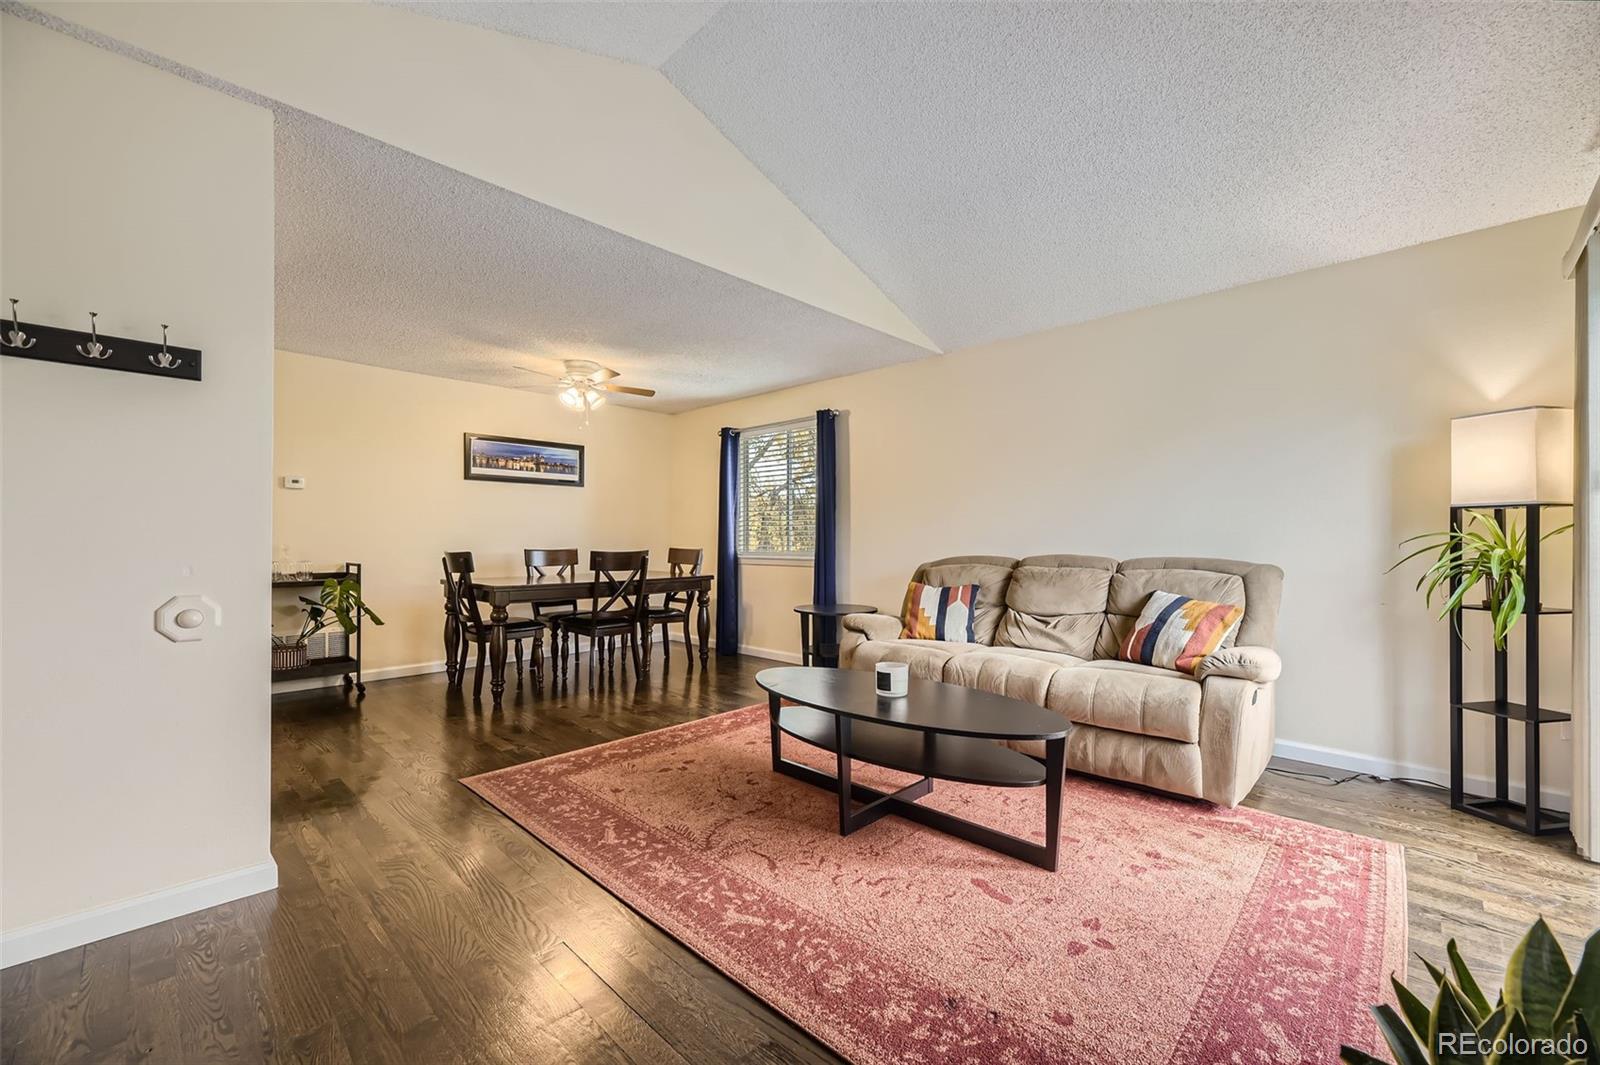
378, 1, 724, 69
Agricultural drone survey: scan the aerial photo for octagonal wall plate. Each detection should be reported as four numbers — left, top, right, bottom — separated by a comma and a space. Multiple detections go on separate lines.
155, 594, 222, 642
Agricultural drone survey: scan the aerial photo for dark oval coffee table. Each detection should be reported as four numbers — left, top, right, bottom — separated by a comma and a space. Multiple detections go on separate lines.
756, 666, 1070, 870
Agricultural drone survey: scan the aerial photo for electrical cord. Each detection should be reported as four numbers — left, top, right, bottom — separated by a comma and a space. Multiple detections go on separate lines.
1266, 765, 1448, 791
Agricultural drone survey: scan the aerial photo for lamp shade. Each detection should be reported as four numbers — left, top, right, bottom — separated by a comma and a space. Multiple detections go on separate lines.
1449, 406, 1573, 506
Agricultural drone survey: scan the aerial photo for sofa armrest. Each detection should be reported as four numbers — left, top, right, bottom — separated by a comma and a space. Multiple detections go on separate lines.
843, 612, 901, 641
1197, 675, 1277, 806
1195, 645, 1281, 684
839, 612, 900, 669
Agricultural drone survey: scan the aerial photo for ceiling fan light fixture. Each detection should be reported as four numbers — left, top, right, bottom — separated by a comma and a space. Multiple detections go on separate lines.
558, 386, 583, 410
586, 388, 605, 409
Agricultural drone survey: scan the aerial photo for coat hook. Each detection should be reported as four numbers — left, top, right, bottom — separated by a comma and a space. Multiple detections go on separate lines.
2, 299, 37, 349
76, 312, 112, 360
148, 324, 182, 369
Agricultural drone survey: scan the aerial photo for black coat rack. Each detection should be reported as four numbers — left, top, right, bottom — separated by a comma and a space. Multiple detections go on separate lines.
0, 301, 201, 382
1447, 502, 1572, 836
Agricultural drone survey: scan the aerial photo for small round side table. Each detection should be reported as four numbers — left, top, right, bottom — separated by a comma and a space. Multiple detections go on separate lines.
794, 603, 878, 668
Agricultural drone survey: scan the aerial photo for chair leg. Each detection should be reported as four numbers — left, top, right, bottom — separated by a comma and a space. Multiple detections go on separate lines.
472, 639, 486, 698
533, 629, 544, 690
514, 637, 523, 686
682, 615, 694, 669
630, 627, 643, 675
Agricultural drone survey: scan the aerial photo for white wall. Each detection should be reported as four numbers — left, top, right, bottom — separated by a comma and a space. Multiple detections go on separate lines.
671, 210, 1582, 802
0, 16, 276, 964
272, 351, 677, 678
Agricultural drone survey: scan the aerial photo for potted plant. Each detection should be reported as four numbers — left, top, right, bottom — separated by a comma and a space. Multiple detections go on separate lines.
272, 576, 383, 671
1390, 511, 1571, 651
1341, 916, 1597, 1064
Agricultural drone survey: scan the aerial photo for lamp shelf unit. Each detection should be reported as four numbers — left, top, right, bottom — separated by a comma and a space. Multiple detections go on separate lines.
1446, 503, 1571, 838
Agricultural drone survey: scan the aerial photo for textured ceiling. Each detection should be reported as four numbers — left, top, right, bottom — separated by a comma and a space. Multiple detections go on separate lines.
274, 110, 931, 413
379, 1, 722, 68
402, 0, 1600, 353
658, 1, 1600, 350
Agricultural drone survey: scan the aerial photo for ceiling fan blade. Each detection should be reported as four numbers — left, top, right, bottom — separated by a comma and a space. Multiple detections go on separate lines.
599, 383, 656, 397
589, 366, 621, 383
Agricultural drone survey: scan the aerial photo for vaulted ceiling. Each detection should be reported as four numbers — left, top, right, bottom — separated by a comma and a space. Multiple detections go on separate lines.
20, 1, 1600, 409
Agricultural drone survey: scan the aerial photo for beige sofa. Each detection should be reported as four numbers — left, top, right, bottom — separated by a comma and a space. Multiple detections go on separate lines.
839, 555, 1283, 807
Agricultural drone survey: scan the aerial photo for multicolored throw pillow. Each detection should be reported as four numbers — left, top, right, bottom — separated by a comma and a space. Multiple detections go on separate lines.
1119, 591, 1244, 674
899, 581, 979, 643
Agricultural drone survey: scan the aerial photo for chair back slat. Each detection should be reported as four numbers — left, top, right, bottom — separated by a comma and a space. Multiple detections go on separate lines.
524, 548, 579, 581
662, 547, 704, 610
588, 549, 649, 621
443, 551, 486, 628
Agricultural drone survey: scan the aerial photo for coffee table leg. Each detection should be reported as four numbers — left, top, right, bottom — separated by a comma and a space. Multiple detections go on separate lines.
768, 692, 782, 771
1043, 737, 1065, 872
834, 714, 854, 835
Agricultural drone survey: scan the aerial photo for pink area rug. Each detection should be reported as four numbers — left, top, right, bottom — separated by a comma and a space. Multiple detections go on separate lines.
464, 706, 1406, 1065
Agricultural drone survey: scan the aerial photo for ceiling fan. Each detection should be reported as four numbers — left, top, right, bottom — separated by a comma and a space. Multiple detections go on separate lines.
514, 359, 656, 422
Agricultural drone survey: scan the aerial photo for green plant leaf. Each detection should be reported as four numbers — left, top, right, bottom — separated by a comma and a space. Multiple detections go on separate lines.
1505, 917, 1572, 1037
1484, 1009, 1537, 1065
1431, 981, 1487, 1063
1449, 941, 1493, 1021
1423, 955, 1449, 987
1373, 1003, 1432, 1065
1395, 974, 1434, 1041
1569, 1012, 1598, 1065
1338, 1049, 1389, 1065
1556, 931, 1600, 1033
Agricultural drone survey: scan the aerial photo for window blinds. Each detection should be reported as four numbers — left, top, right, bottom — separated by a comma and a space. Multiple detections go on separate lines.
738, 420, 817, 557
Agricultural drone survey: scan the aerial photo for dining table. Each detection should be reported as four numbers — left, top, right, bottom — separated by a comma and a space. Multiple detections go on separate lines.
446, 570, 714, 706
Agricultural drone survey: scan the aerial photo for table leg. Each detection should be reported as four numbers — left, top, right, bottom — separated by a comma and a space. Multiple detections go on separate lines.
489, 603, 509, 707
443, 607, 460, 686
799, 613, 812, 667
697, 588, 711, 666
1042, 737, 1065, 873
835, 714, 854, 836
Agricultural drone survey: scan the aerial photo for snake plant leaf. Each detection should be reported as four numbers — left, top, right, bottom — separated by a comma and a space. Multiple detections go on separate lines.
1476, 1002, 1508, 1042
1338, 1047, 1389, 1065
1483, 1009, 1537, 1065
1431, 980, 1488, 1064
1505, 917, 1572, 1036
1372, 1003, 1432, 1065
1569, 1012, 1598, 1065
1422, 955, 1449, 987
1449, 940, 1493, 1020
1394, 974, 1434, 1041
1556, 930, 1600, 1033
1437, 983, 1490, 1064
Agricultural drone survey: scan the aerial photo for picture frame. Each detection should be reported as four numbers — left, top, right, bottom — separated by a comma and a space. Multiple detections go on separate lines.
463, 433, 585, 487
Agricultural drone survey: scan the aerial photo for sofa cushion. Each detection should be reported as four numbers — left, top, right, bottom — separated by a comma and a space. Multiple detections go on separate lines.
1045, 660, 1201, 744
912, 556, 1017, 645
993, 555, 1115, 658
944, 650, 1082, 704
1097, 564, 1247, 659
850, 639, 986, 681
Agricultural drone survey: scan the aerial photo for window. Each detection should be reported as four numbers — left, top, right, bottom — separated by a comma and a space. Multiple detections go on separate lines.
738, 418, 817, 560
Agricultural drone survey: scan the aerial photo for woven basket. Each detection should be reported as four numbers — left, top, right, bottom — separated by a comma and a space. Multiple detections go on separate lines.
272, 642, 308, 672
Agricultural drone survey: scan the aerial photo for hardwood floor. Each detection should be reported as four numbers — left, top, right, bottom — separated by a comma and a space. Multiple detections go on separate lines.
2, 652, 1595, 1064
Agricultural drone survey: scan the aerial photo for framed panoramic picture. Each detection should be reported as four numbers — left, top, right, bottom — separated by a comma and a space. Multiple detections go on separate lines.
463, 433, 585, 487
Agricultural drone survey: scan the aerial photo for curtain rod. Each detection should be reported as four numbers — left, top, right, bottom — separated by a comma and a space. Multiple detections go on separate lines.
720, 410, 840, 435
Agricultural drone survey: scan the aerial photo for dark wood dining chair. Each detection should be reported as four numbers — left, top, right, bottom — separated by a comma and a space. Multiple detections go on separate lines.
525, 548, 582, 684
644, 547, 704, 670
442, 552, 547, 696
559, 550, 649, 688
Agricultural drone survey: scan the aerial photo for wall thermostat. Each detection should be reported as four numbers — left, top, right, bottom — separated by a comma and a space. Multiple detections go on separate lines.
875, 661, 909, 697
281, 475, 306, 489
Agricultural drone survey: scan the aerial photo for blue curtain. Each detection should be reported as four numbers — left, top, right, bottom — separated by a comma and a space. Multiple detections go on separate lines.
716, 428, 741, 656
813, 410, 839, 662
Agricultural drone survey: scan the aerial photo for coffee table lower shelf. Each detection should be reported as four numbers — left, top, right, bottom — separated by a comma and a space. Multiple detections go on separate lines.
768, 699, 1065, 870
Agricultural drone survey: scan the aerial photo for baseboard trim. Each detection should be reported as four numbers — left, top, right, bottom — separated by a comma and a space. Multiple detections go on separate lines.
1, 860, 279, 968
1272, 738, 1571, 812
666, 632, 801, 664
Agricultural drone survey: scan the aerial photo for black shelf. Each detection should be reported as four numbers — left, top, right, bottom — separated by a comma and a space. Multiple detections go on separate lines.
272, 655, 357, 681
1457, 796, 1570, 837
1452, 700, 1571, 724
271, 562, 365, 695
1446, 503, 1567, 838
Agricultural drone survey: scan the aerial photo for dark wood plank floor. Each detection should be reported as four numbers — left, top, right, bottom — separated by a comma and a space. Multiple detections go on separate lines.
3, 652, 1595, 1064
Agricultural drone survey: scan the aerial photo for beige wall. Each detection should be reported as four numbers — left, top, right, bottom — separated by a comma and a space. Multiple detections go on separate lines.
670, 210, 1582, 800
272, 351, 676, 676
1, 17, 276, 959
